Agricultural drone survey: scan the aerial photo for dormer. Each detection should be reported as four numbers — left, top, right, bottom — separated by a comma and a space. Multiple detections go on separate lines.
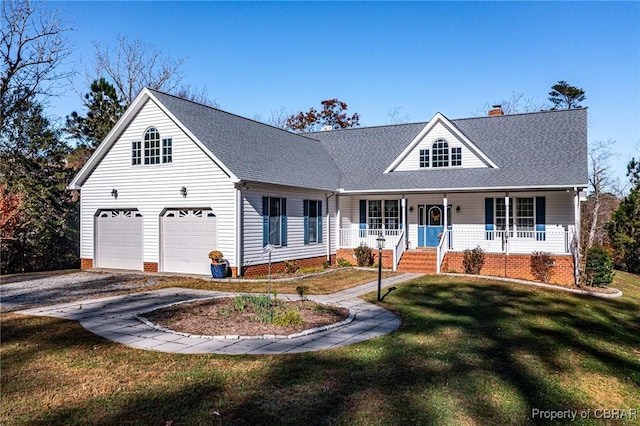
385, 113, 497, 173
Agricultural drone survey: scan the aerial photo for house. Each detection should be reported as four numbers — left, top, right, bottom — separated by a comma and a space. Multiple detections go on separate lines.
69, 90, 588, 285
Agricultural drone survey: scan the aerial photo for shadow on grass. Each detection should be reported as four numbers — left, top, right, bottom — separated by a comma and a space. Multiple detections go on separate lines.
3, 276, 639, 425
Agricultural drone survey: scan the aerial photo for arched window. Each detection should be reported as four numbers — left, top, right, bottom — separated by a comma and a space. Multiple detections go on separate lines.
432, 139, 449, 167
144, 127, 161, 165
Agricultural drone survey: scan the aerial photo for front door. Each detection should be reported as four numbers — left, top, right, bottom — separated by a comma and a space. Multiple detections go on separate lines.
417, 205, 444, 247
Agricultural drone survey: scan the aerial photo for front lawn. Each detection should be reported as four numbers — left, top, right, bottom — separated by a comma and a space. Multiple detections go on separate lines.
2, 272, 638, 425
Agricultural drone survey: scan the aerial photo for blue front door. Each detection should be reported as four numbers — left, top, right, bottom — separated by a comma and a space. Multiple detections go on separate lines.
418, 205, 444, 247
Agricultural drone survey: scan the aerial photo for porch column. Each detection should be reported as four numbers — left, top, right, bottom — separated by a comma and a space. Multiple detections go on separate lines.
505, 193, 510, 255
442, 193, 448, 230
573, 188, 581, 285
336, 195, 341, 248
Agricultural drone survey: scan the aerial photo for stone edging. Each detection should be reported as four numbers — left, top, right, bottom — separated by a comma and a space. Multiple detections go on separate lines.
444, 273, 623, 299
135, 296, 356, 340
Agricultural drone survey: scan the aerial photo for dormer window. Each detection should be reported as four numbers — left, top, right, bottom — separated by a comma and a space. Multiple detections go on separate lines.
132, 127, 172, 166
418, 139, 462, 168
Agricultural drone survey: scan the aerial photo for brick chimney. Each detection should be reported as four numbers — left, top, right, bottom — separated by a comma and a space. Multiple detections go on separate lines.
488, 105, 504, 116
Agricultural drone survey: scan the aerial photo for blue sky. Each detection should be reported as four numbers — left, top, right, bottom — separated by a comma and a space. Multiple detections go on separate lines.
50, 1, 639, 187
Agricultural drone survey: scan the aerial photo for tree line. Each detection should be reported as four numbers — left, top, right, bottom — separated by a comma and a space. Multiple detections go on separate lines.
1, 1, 637, 276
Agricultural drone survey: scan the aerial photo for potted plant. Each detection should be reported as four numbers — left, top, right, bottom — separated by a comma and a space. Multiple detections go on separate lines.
208, 250, 227, 278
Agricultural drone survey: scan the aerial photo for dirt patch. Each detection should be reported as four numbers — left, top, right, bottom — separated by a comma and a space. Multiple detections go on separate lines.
142, 297, 350, 336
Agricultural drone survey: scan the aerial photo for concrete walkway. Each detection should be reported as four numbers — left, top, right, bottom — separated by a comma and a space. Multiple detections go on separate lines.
16, 273, 421, 355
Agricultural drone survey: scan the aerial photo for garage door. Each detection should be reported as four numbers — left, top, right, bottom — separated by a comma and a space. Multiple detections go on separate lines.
96, 210, 143, 270
162, 209, 217, 275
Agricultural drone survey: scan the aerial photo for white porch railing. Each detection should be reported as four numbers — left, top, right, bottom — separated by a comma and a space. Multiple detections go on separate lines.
447, 229, 571, 254
339, 228, 403, 250
393, 231, 406, 272
436, 229, 449, 274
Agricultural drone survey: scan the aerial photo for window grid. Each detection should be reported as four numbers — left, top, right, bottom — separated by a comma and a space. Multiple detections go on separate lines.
132, 141, 141, 165
516, 198, 534, 231
432, 139, 449, 167
308, 200, 318, 243
495, 198, 514, 230
368, 200, 382, 230
144, 128, 161, 165
162, 138, 172, 163
384, 200, 399, 229
419, 149, 430, 168
269, 197, 282, 246
451, 147, 462, 166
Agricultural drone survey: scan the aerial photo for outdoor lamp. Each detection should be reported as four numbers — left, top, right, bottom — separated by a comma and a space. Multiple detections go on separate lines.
111, 188, 118, 199
376, 232, 385, 301
180, 186, 187, 198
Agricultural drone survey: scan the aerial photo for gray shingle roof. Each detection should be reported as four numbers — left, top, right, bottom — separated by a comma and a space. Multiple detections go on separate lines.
150, 89, 587, 193
149, 90, 342, 191
312, 109, 588, 192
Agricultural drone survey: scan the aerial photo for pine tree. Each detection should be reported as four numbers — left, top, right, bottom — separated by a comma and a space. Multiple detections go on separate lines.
607, 159, 640, 273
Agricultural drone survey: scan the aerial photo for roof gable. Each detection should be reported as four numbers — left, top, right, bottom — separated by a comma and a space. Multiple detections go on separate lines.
385, 112, 498, 173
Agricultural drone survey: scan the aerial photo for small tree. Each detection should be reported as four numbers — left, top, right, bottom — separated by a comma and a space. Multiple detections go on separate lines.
530, 252, 554, 283
584, 246, 614, 287
463, 247, 485, 275
549, 80, 586, 110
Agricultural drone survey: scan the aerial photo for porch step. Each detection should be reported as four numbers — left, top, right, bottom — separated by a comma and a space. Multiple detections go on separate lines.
397, 250, 438, 274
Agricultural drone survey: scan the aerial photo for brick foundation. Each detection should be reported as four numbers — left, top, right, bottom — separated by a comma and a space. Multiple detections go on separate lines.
442, 252, 575, 285
143, 262, 158, 272
80, 258, 93, 269
336, 248, 393, 269
241, 255, 334, 278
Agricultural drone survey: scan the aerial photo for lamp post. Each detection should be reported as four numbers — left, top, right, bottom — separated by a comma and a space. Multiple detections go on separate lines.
376, 232, 385, 301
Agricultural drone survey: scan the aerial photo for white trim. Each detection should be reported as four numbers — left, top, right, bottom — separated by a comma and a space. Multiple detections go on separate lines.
339, 184, 589, 195
384, 112, 499, 173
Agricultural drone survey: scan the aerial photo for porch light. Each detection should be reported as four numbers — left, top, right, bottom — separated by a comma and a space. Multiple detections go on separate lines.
111, 188, 118, 199
456, 206, 460, 213
180, 186, 187, 198
409, 206, 414, 213
376, 232, 385, 301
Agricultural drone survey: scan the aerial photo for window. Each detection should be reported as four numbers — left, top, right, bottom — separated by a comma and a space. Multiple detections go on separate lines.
451, 147, 462, 166
132, 141, 141, 165
144, 128, 161, 165
516, 198, 534, 231
419, 149, 430, 168
432, 139, 449, 168
384, 200, 399, 229
368, 200, 382, 229
263, 197, 287, 247
162, 138, 172, 163
304, 200, 323, 244
360, 199, 402, 230
495, 198, 514, 230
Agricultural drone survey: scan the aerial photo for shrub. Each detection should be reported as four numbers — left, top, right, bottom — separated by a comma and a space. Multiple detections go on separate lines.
272, 308, 303, 326
530, 251, 554, 283
296, 285, 309, 301
584, 246, 615, 287
337, 258, 352, 267
283, 259, 300, 274
298, 266, 320, 274
322, 261, 329, 269
463, 246, 485, 275
353, 243, 374, 267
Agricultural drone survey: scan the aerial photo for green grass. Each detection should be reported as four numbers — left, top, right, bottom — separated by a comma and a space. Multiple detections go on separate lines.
2, 272, 639, 425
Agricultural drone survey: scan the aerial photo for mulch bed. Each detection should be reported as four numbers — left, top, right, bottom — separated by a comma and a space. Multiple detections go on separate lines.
142, 297, 350, 336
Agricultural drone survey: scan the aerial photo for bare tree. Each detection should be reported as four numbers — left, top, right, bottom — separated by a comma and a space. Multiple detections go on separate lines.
584, 141, 617, 251
0, 0, 72, 129
93, 36, 184, 105
174, 84, 218, 108
386, 107, 411, 124
473, 92, 548, 116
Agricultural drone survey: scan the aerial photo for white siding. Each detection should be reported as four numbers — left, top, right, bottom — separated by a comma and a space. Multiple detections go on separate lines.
80, 99, 237, 269
242, 183, 337, 266
395, 121, 487, 171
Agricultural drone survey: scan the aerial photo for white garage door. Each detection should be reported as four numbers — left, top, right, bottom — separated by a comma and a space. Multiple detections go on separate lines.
96, 210, 143, 270
162, 209, 217, 275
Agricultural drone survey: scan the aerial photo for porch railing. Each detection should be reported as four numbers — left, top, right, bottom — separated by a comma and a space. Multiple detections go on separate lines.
436, 229, 449, 274
339, 228, 403, 250
448, 228, 571, 254
392, 231, 406, 272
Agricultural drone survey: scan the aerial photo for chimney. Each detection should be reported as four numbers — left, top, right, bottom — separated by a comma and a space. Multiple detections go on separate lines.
488, 105, 504, 116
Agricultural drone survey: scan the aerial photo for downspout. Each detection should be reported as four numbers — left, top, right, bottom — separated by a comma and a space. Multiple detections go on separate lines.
235, 184, 244, 277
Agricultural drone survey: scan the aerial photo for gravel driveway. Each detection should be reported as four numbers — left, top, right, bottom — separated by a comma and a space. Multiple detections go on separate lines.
0, 271, 163, 313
